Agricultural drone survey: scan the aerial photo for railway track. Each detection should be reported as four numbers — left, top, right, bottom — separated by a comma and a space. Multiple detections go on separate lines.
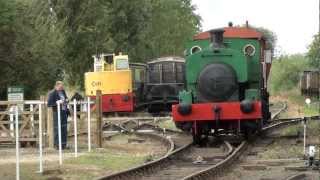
99, 124, 192, 180
286, 172, 319, 180
139, 140, 233, 180
270, 101, 287, 120
182, 118, 305, 180
218, 117, 318, 180
97, 102, 295, 180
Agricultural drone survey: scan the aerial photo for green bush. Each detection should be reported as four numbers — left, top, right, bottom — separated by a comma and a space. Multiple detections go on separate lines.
269, 54, 310, 94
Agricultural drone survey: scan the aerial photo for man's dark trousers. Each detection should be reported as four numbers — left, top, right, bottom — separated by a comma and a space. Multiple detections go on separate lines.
53, 109, 68, 148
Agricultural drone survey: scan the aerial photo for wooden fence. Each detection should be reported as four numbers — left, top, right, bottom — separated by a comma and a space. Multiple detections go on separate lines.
0, 98, 46, 145
0, 92, 103, 148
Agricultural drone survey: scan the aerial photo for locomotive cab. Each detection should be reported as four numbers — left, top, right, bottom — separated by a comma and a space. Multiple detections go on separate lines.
93, 53, 130, 72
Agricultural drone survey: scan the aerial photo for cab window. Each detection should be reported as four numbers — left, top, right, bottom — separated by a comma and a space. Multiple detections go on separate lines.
116, 59, 129, 70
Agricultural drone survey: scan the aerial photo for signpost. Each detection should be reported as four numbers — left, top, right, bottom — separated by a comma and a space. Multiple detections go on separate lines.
7, 86, 24, 111
7, 86, 24, 101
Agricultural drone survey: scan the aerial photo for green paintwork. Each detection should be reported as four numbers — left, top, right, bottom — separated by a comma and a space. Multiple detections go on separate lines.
185, 40, 210, 56
181, 37, 262, 103
179, 90, 192, 104
245, 89, 259, 101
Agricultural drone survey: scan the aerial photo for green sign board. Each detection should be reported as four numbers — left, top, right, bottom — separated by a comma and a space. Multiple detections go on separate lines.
7, 86, 24, 101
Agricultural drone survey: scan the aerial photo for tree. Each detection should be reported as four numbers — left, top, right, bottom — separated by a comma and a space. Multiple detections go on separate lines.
0, 0, 15, 95
49, 0, 201, 88
0, 0, 201, 98
307, 34, 320, 68
0, 0, 65, 98
141, 0, 201, 60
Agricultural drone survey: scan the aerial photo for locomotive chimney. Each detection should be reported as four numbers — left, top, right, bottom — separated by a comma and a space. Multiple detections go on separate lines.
209, 28, 225, 48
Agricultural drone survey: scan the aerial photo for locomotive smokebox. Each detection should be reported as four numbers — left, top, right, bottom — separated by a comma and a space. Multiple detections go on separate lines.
209, 29, 225, 48
197, 63, 237, 102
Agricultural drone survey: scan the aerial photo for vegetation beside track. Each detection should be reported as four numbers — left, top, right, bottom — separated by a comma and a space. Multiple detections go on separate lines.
270, 89, 319, 118
66, 149, 148, 171
269, 54, 319, 117
269, 54, 310, 94
157, 118, 180, 131
0, 133, 168, 180
0, 149, 148, 180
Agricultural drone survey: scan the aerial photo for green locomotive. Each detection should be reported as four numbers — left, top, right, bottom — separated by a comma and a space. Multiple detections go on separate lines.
172, 25, 272, 143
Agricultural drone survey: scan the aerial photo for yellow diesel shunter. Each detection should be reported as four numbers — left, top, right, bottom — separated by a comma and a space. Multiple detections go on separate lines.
85, 53, 133, 112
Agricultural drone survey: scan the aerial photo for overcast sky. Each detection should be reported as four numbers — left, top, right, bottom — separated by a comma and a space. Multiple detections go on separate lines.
192, 0, 319, 55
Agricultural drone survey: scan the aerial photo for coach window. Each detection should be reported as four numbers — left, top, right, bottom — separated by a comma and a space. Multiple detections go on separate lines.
134, 69, 145, 83
150, 64, 161, 83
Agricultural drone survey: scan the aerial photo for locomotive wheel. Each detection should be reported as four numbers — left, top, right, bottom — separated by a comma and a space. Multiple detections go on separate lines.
192, 133, 202, 145
192, 124, 203, 145
243, 121, 258, 141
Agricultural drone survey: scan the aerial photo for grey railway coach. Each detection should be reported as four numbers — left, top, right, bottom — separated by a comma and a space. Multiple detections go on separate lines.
300, 70, 320, 97
144, 56, 185, 112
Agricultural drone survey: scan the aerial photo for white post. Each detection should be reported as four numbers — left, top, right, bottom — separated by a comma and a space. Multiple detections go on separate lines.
87, 97, 91, 152
73, 99, 78, 157
15, 106, 20, 180
30, 104, 35, 137
38, 103, 43, 173
303, 120, 307, 156
56, 101, 63, 165
10, 107, 14, 137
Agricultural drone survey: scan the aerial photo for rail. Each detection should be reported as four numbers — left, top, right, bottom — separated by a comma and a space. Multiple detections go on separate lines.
97, 124, 192, 180
97, 101, 290, 180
